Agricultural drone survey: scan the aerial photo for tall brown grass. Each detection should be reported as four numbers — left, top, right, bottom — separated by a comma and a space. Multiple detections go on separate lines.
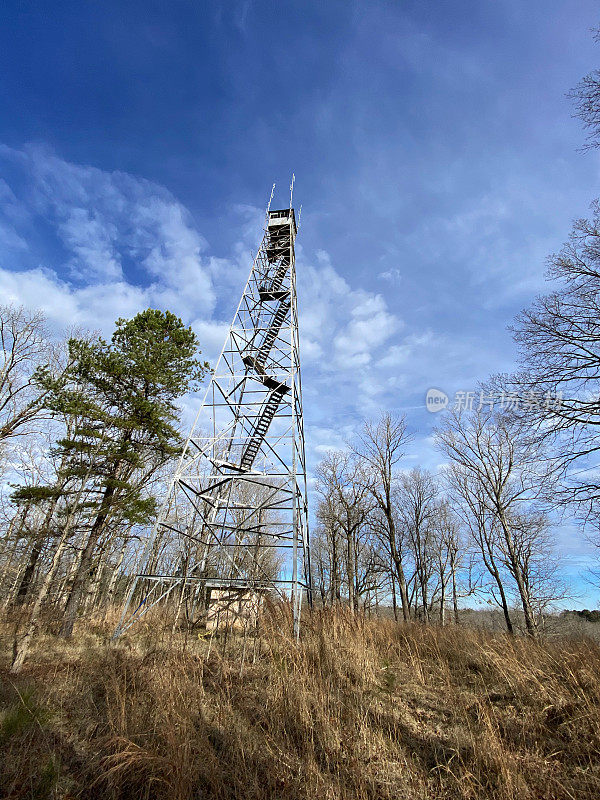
1, 606, 600, 799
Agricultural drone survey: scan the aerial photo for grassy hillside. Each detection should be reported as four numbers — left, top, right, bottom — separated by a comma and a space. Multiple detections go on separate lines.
1, 608, 600, 799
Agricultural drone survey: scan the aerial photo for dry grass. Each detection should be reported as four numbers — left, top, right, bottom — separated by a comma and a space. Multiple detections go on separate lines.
1, 606, 600, 799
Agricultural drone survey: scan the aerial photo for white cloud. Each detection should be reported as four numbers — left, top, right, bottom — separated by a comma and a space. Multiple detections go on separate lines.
0, 147, 410, 400
0, 145, 219, 334
379, 267, 401, 282
307, 424, 354, 456
2, 144, 215, 296
299, 250, 402, 372
191, 320, 231, 363
0, 146, 438, 480
333, 295, 399, 367
0, 265, 151, 334
0, 178, 29, 251
376, 331, 435, 368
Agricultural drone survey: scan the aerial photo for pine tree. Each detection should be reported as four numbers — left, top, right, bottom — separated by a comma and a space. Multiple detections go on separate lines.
41, 309, 209, 638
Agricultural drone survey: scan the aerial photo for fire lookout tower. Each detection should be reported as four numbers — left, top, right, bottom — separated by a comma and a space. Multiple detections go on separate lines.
114, 192, 311, 639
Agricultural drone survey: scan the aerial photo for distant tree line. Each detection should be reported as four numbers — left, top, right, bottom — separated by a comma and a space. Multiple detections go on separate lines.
563, 609, 600, 623
311, 407, 565, 637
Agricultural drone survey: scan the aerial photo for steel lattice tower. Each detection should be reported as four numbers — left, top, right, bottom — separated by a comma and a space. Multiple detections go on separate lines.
114, 194, 311, 638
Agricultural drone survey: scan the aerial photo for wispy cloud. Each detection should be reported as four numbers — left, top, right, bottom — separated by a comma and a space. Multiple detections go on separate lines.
0, 145, 216, 331
0, 147, 427, 448
0, 150, 256, 448
379, 268, 401, 282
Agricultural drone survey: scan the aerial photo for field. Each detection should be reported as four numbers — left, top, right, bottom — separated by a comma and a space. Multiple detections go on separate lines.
1, 608, 600, 800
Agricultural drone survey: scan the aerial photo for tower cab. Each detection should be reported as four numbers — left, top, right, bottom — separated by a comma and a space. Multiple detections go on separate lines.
268, 208, 297, 233
266, 208, 296, 263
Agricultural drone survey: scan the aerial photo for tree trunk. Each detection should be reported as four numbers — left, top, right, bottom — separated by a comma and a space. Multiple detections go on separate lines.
497, 508, 537, 637
330, 529, 341, 606
86, 555, 106, 612
487, 557, 514, 635
10, 506, 80, 673
420, 569, 429, 623
346, 520, 356, 613
14, 536, 44, 605
14, 497, 60, 605
56, 531, 85, 606
59, 483, 115, 638
172, 554, 190, 634
439, 558, 446, 626
103, 537, 127, 610
390, 561, 399, 621
450, 551, 460, 624
387, 514, 410, 621
477, 527, 514, 635
0, 508, 20, 561
0, 509, 28, 606
353, 535, 360, 613
394, 557, 410, 622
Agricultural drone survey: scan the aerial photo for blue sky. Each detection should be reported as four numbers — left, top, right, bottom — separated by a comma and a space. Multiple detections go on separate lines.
1, 0, 600, 605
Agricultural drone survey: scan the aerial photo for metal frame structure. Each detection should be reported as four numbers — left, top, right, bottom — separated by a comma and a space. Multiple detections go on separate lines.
114, 191, 311, 639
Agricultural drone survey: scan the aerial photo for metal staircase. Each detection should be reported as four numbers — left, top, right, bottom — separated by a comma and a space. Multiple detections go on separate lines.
242, 298, 290, 379
241, 384, 290, 470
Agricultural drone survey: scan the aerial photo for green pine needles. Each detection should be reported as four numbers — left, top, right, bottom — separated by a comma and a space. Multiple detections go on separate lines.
21, 308, 210, 638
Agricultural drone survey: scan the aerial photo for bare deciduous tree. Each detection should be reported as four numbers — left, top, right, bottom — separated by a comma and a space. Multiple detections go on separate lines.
0, 305, 57, 445
431, 500, 464, 626
446, 464, 515, 633
397, 468, 439, 622
570, 29, 600, 151
495, 202, 600, 576
354, 413, 413, 621
436, 406, 558, 637
316, 451, 373, 612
